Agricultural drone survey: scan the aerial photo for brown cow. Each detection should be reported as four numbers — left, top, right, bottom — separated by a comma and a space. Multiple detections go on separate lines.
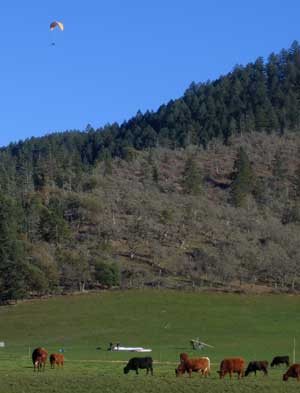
176, 353, 210, 377
32, 347, 48, 372
283, 364, 300, 381
218, 357, 245, 379
50, 353, 64, 369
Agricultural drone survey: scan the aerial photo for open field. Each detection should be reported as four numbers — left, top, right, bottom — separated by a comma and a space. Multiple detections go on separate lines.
0, 290, 300, 392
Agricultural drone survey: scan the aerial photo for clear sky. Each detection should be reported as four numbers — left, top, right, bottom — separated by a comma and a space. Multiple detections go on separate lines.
1, 0, 300, 147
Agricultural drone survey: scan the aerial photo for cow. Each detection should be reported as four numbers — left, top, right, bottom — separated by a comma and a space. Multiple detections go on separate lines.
218, 357, 245, 379
176, 353, 210, 377
32, 347, 48, 372
283, 364, 300, 381
244, 361, 268, 376
50, 353, 64, 369
123, 357, 153, 375
271, 356, 289, 367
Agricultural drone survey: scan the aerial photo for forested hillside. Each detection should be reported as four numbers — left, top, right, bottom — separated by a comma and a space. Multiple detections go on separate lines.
1, 42, 300, 301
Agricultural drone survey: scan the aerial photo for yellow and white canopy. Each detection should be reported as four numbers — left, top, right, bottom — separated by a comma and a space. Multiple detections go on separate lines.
50, 21, 64, 31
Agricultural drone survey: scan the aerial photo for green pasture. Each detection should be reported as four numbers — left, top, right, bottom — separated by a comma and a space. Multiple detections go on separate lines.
0, 290, 299, 392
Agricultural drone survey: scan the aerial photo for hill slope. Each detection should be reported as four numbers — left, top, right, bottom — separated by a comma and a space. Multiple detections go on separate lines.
1, 131, 300, 297
1, 43, 300, 299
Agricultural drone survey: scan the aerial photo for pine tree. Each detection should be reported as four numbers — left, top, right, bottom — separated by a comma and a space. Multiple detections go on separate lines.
231, 147, 255, 207
152, 165, 159, 183
181, 155, 202, 194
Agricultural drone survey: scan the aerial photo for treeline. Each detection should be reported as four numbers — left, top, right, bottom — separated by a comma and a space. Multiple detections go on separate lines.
2, 41, 300, 198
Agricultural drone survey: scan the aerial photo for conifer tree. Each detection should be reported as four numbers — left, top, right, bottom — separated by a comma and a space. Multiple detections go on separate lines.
152, 165, 159, 183
181, 155, 202, 194
231, 147, 255, 207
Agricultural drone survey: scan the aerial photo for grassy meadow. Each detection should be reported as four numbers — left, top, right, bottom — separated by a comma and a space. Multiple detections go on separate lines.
0, 290, 299, 392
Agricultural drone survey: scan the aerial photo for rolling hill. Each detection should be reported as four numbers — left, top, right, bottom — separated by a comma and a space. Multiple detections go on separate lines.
1, 43, 300, 299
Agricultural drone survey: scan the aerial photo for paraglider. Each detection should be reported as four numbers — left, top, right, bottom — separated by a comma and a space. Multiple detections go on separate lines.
49, 21, 64, 46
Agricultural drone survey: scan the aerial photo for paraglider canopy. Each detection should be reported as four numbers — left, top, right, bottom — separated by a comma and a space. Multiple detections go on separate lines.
50, 21, 64, 31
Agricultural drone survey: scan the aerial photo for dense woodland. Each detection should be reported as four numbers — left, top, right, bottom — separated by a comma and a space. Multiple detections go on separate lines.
1, 42, 300, 301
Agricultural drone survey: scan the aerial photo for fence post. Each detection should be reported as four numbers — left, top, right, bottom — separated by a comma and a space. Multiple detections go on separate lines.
293, 337, 296, 363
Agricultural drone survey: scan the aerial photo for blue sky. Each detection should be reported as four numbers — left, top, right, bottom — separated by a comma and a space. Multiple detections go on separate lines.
1, 0, 300, 147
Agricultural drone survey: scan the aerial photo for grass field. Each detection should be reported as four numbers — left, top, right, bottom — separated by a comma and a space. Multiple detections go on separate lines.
0, 290, 299, 392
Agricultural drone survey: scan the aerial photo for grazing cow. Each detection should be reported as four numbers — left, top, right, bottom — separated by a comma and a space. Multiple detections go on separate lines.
123, 357, 153, 375
176, 353, 210, 377
271, 356, 289, 367
245, 361, 268, 376
283, 364, 300, 381
32, 347, 48, 372
50, 353, 64, 369
218, 357, 245, 379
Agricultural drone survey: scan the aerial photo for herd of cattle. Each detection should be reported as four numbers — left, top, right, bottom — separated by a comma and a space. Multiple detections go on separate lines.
175, 354, 299, 382
32, 347, 300, 382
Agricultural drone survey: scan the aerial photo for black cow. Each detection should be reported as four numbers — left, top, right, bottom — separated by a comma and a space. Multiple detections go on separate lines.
271, 356, 289, 367
124, 357, 153, 375
245, 361, 268, 376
